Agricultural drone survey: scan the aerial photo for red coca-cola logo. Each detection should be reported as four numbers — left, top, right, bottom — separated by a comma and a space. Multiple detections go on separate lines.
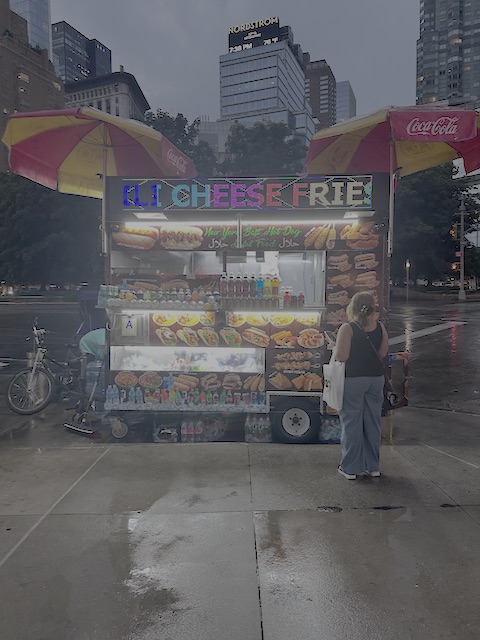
166, 148, 188, 174
405, 116, 459, 137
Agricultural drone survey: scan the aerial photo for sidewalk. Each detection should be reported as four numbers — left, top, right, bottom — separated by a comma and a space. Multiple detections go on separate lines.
0, 406, 479, 639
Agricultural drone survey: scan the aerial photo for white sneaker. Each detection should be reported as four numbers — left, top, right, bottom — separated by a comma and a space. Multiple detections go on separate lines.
365, 470, 381, 477
338, 466, 356, 480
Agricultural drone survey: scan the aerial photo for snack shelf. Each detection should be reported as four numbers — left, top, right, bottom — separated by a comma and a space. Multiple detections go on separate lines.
109, 346, 265, 374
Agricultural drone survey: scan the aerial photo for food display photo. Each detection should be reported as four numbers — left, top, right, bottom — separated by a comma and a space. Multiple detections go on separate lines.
266, 349, 324, 392
326, 247, 383, 327
105, 370, 267, 412
150, 311, 221, 347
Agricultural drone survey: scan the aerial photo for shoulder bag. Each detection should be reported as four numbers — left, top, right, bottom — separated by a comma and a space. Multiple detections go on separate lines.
352, 322, 403, 416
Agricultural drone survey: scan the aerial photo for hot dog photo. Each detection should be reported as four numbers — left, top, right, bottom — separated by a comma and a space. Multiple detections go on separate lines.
112, 225, 159, 250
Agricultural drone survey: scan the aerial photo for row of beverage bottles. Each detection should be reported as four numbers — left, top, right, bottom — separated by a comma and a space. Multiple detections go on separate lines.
245, 415, 272, 443
220, 273, 305, 308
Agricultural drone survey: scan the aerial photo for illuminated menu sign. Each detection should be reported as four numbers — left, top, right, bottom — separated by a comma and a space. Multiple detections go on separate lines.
228, 16, 282, 52
106, 176, 374, 217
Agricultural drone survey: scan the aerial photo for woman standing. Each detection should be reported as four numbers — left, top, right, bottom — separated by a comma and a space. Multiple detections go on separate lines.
334, 292, 388, 480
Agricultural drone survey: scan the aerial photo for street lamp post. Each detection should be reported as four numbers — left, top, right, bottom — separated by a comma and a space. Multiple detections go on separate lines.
458, 195, 467, 301
406, 259, 410, 302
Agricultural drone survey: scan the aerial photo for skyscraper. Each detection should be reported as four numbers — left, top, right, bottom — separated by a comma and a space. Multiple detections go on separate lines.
304, 57, 336, 130
336, 81, 356, 123
52, 21, 111, 84
416, 0, 480, 107
219, 18, 315, 147
10, 0, 51, 58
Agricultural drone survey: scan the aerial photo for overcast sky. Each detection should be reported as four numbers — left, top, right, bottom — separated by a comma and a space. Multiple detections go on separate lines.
51, 0, 420, 122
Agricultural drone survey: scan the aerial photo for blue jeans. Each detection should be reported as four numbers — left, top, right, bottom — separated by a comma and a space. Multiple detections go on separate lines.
338, 376, 384, 475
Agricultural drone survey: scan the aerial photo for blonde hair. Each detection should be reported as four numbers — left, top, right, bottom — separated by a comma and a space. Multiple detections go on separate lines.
346, 292, 375, 327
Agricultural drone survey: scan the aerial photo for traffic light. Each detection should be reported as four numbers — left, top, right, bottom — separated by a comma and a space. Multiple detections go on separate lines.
449, 223, 460, 240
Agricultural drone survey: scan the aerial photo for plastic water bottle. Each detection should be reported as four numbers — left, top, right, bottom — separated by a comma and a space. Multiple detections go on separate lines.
135, 387, 144, 405
112, 386, 120, 407
245, 415, 251, 442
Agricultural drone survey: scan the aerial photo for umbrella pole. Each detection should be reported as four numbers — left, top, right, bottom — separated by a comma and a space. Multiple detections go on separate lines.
101, 147, 107, 256
387, 140, 395, 257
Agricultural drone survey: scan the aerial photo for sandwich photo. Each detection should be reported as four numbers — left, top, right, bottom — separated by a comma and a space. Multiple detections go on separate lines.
242, 327, 270, 347
354, 253, 379, 270
223, 373, 242, 390
269, 372, 292, 390
328, 272, 354, 288
355, 271, 380, 289
158, 225, 203, 250
327, 254, 352, 273
112, 225, 159, 250
327, 290, 350, 306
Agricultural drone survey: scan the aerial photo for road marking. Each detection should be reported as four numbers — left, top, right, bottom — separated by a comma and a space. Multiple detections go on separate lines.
0, 446, 112, 570
419, 442, 480, 469
389, 321, 466, 345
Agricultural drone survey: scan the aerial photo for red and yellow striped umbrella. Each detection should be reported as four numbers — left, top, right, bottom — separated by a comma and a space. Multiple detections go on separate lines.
305, 106, 480, 177
1, 107, 196, 199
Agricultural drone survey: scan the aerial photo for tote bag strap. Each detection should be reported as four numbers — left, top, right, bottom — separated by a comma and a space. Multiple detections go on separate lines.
352, 321, 392, 388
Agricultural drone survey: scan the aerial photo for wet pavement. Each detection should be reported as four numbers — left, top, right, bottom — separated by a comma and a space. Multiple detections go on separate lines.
0, 406, 480, 639
1, 299, 480, 638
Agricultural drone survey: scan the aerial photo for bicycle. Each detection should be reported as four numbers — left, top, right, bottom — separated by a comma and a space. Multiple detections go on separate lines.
6, 318, 86, 415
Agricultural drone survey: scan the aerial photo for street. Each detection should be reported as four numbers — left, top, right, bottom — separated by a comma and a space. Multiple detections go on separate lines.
0, 298, 479, 639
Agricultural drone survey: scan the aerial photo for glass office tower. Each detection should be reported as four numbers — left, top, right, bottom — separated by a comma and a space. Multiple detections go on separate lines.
336, 81, 356, 123
10, 0, 52, 58
52, 21, 111, 84
219, 25, 315, 146
417, 0, 480, 107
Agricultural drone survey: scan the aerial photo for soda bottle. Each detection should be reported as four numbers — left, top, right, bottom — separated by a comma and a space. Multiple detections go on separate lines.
283, 289, 291, 309
195, 420, 205, 443
243, 274, 250, 297
250, 274, 257, 298
213, 389, 220, 405
227, 389, 233, 404
207, 390, 213, 405
181, 420, 188, 443
188, 421, 195, 443
256, 275, 264, 299
235, 273, 243, 297
264, 275, 272, 299
272, 274, 279, 298
193, 388, 200, 405
228, 273, 235, 296
220, 389, 227, 404
220, 273, 228, 298
199, 390, 207, 406
298, 291, 305, 307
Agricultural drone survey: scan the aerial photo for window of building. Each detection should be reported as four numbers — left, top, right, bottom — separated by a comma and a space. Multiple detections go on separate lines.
115, 108, 119, 116
17, 72, 29, 83
97, 101, 102, 110
106, 99, 111, 113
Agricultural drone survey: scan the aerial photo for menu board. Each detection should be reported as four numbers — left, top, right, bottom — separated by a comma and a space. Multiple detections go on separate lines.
110, 222, 238, 252
325, 249, 382, 326
110, 220, 382, 252
105, 369, 267, 413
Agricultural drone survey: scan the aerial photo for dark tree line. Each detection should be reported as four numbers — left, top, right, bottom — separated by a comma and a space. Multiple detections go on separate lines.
1, 108, 478, 287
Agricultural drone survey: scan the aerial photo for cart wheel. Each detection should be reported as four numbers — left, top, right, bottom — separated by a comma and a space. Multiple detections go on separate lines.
272, 399, 320, 444
110, 417, 128, 439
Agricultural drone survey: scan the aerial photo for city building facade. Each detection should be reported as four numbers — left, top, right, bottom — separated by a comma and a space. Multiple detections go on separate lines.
10, 0, 51, 58
336, 80, 356, 123
64, 68, 149, 120
0, 0, 64, 172
218, 17, 315, 148
304, 56, 336, 130
52, 21, 111, 84
416, 0, 480, 107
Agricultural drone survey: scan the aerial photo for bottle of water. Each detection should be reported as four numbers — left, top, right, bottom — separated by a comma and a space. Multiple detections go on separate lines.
112, 386, 120, 407
135, 387, 144, 406
105, 385, 113, 408
251, 416, 258, 442
245, 415, 251, 442
128, 388, 135, 407
263, 416, 272, 443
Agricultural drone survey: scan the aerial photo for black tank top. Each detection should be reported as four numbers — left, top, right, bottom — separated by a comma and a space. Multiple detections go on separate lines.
345, 321, 384, 378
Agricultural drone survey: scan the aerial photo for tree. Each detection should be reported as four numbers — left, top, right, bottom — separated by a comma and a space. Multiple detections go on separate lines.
144, 109, 217, 176
0, 174, 102, 287
391, 164, 479, 282
220, 121, 306, 176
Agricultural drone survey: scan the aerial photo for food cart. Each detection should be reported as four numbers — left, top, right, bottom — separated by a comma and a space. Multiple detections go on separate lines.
99, 174, 406, 442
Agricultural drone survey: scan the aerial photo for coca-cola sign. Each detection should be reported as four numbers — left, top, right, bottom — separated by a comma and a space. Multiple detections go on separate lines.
391, 110, 476, 142
164, 147, 188, 175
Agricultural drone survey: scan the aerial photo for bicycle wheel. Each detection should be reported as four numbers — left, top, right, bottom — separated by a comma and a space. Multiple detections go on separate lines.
7, 368, 54, 415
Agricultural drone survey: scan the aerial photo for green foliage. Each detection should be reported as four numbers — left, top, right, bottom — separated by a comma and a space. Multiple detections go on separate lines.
391, 164, 479, 281
144, 109, 217, 176
220, 122, 306, 176
0, 174, 102, 287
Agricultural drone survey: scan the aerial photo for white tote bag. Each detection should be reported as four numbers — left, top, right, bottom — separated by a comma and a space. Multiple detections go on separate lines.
322, 354, 345, 411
